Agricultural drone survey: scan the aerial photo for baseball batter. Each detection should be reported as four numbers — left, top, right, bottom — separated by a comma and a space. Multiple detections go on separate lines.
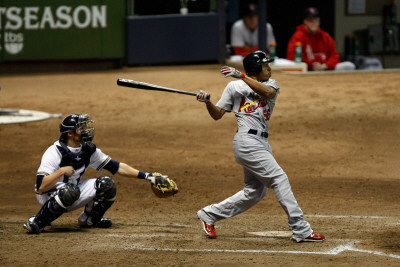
195, 51, 325, 242
24, 113, 163, 234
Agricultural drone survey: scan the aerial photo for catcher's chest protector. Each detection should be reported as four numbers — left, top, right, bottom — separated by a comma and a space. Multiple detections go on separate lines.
57, 142, 96, 172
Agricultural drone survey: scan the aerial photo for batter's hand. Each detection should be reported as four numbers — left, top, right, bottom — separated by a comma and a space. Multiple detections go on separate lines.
196, 90, 210, 103
220, 66, 245, 79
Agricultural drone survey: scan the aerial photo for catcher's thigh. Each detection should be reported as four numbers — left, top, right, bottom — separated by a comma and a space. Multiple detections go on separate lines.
67, 179, 97, 211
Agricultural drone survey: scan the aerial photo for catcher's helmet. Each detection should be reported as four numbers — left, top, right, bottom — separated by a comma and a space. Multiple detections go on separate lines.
243, 50, 274, 76
59, 113, 94, 143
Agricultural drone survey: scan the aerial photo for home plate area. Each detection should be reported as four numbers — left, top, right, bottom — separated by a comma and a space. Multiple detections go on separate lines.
91, 214, 400, 260
104, 232, 400, 260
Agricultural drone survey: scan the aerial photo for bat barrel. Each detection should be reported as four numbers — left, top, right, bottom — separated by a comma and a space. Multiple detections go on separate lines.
117, 78, 197, 96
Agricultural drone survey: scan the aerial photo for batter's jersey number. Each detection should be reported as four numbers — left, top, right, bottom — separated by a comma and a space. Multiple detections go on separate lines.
263, 109, 271, 121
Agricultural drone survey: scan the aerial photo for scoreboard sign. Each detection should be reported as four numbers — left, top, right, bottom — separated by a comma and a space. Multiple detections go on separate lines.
0, 0, 125, 62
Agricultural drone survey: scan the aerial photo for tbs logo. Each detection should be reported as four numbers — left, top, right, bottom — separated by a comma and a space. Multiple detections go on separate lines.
4, 32, 24, 55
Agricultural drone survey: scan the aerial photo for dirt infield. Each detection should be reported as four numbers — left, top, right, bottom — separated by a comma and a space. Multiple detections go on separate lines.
1, 65, 400, 266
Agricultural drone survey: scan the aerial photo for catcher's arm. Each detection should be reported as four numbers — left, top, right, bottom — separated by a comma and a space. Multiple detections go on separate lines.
36, 166, 75, 194
117, 163, 154, 182
117, 163, 140, 177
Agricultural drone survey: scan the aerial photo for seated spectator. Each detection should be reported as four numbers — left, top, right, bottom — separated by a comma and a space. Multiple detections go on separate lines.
230, 3, 276, 57
287, 7, 355, 71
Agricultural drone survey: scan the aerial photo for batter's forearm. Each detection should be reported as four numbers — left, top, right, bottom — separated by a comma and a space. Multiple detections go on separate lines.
206, 102, 225, 120
242, 76, 276, 99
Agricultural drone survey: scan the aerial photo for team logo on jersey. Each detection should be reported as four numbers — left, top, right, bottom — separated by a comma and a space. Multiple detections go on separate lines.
238, 97, 268, 113
75, 156, 81, 161
238, 97, 271, 121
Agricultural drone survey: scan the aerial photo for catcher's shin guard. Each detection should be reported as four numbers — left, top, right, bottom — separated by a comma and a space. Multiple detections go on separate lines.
33, 197, 66, 231
79, 176, 116, 227
24, 184, 80, 234
84, 200, 114, 227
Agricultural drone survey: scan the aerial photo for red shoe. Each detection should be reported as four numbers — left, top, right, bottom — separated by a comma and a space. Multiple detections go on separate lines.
292, 232, 325, 243
199, 218, 217, 239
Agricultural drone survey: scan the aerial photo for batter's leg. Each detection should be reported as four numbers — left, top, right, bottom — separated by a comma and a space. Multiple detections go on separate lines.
233, 136, 312, 239
198, 168, 268, 224
270, 173, 312, 239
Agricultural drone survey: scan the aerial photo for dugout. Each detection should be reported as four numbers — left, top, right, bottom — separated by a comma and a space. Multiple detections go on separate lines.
125, 0, 226, 65
1, 0, 399, 73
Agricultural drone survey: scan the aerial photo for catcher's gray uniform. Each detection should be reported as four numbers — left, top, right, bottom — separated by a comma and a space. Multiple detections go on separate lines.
198, 78, 313, 240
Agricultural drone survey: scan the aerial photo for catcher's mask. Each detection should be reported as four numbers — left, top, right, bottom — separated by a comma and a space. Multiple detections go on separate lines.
243, 50, 274, 76
59, 113, 94, 143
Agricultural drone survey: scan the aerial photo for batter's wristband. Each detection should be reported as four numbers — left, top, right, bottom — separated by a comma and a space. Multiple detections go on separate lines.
206, 101, 211, 106
240, 73, 245, 79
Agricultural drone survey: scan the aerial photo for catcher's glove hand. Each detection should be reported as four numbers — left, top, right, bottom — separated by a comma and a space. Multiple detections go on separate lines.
149, 172, 179, 198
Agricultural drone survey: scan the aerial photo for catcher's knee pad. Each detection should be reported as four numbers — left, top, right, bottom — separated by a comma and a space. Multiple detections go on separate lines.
95, 176, 116, 201
56, 183, 80, 208
32, 192, 75, 231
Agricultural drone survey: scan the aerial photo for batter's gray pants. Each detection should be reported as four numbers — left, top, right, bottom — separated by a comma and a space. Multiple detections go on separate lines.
199, 132, 313, 239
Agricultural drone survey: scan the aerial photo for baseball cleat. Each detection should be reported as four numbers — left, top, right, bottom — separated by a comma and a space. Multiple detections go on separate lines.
78, 211, 112, 228
291, 231, 325, 243
23, 217, 43, 234
79, 217, 112, 229
94, 218, 112, 228
198, 218, 217, 239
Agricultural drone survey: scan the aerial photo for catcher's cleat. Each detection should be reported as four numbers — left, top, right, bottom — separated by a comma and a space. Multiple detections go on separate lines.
291, 232, 325, 243
93, 218, 112, 228
79, 215, 112, 229
78, 210, 112, 228
198, 218, 217, 239
23, 217, 43, 234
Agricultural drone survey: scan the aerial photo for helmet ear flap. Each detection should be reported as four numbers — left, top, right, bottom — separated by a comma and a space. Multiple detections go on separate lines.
59, 132, 69, 143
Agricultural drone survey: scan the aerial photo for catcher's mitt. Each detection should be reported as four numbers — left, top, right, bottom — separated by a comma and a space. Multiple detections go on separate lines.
150, 173, 179, 198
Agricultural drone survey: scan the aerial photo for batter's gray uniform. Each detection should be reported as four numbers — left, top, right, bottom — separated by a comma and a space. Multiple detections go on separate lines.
198, 78, 313, 240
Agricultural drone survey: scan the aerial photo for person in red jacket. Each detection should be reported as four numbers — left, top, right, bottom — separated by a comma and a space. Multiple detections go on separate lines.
287, 7, 355, 71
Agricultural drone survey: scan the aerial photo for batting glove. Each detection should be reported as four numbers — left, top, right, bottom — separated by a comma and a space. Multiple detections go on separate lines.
196, 90, 210, 103
220, 66, 245, 79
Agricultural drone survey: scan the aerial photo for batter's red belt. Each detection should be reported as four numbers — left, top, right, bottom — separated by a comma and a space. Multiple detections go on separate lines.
248, 129, 269, 138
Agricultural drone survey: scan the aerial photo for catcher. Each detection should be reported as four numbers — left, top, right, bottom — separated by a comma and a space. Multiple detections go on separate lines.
24, 113, 178, 234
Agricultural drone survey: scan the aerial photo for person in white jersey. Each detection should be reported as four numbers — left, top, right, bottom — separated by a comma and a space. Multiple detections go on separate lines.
230, 3, 276, 56
195, 51, 325, 242
24, 113, 162, 234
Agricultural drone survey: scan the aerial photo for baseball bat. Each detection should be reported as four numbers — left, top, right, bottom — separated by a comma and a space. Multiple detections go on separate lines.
117, 78, 197, 96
